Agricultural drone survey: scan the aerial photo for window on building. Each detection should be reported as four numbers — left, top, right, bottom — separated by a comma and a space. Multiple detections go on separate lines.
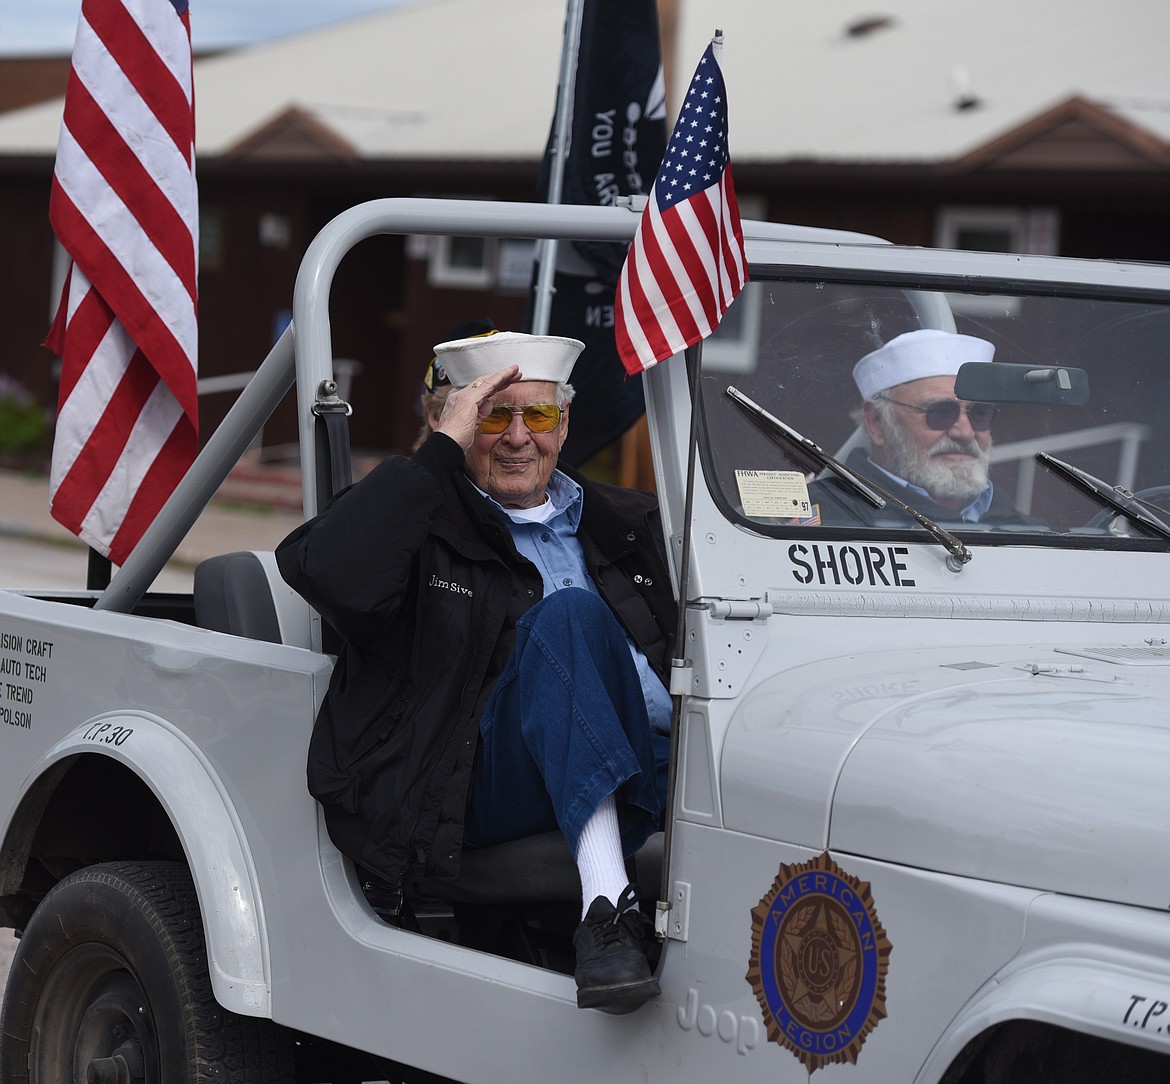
935, 207, 1060, 315
935, 207, 1060, 256
427, 234, 498, 289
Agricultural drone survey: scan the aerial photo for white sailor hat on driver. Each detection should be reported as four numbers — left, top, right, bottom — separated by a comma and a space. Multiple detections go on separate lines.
853, 328, 995, 400
431, 331, 584, 388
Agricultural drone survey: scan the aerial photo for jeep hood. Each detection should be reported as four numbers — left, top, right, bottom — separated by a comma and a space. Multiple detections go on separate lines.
721, 644, 1170, 911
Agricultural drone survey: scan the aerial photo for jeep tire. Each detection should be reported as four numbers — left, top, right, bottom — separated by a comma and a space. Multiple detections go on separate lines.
0, 860, 293, 1083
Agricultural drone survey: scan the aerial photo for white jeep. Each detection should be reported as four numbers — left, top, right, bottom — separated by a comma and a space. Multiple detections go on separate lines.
1, 198, 1169, 1083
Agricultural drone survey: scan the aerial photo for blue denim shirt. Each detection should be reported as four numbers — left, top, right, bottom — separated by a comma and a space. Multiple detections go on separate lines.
481, 470, 673, 735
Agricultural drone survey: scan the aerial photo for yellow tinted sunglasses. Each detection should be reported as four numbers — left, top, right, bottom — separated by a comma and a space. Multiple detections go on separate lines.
476, 403, 563, 434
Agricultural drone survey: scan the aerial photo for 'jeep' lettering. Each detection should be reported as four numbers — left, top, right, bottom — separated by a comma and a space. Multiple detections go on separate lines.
788, 544, 915, 588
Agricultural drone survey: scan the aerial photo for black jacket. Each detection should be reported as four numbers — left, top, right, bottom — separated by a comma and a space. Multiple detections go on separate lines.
276, 432, 676, 888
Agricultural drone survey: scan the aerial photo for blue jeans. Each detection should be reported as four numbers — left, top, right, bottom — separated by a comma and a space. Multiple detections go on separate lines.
465, 588, 669, 858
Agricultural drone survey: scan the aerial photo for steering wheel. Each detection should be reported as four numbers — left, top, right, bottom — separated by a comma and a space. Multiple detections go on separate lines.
1084, 485, 1170, 534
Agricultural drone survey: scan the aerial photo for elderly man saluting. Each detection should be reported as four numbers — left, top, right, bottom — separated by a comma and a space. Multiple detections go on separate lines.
811, 328, 1028, 525
277, 331, 675, 1013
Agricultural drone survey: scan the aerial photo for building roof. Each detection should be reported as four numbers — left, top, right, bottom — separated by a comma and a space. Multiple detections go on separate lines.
1, 0, 1168, 167
700, 0, 1170, 165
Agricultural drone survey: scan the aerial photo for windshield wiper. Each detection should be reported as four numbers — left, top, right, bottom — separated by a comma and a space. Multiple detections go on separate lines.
725, 386, 972, 570
1036, 453, 1170, 540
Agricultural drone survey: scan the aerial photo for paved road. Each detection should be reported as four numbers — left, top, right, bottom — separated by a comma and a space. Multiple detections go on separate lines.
0, 467, 303, 588
0, 534, 193, 592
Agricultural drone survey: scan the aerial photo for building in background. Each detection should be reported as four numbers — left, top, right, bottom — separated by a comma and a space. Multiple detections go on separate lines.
1, 0, 1168, 471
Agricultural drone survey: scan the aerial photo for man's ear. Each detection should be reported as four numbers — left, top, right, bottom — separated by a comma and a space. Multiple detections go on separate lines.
558, 403, 570, 444
862, 400, 886, 448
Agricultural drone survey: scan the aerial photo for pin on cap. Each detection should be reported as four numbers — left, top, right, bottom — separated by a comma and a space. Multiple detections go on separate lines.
423, 318, 498, 393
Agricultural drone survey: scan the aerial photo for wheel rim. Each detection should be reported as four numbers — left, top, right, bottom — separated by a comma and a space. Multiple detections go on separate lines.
29, 944, 159, 1084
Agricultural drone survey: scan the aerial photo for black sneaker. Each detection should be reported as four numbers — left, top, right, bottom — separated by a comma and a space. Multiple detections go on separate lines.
573, 884, 661, 1012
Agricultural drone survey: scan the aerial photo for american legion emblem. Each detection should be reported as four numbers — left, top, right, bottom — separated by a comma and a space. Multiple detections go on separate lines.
747, 852, 891, 1073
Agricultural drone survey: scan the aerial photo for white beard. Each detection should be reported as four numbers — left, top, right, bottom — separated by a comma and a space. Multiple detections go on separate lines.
882, 425, 990, 507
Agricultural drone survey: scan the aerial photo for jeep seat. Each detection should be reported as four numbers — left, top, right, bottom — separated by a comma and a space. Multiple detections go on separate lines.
401, 830, 664, 907
194, 550, 311, 648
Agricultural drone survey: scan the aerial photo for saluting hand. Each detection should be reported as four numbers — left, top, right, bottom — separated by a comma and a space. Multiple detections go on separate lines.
435, 365, 522, 450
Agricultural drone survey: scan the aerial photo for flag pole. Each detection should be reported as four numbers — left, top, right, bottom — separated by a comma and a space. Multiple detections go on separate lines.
606, 22, 745, 927
531, 0, 585, 334
654, 25, 734, 937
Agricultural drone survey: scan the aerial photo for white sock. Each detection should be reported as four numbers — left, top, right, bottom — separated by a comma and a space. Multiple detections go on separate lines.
574, 793, 628, 918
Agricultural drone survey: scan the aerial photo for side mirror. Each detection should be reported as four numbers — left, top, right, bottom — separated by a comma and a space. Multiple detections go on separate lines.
954, 362, 1090, 406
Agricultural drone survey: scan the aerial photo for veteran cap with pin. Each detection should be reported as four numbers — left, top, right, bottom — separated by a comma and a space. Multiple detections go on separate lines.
422, 317, 499, 394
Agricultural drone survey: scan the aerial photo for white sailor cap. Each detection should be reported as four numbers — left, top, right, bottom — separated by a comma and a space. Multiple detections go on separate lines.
431, 331, 584, 388
853, 329, 995, 399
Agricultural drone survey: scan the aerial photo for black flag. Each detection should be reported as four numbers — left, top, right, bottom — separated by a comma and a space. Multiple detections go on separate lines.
527, 0, 667, 466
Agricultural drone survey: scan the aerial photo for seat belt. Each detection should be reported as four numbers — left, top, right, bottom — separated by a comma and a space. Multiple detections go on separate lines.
312, 378, 353, 507
310, 378, 353, 657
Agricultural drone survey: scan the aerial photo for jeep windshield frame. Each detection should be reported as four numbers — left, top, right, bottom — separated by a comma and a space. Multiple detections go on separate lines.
695, 261, 1170, 554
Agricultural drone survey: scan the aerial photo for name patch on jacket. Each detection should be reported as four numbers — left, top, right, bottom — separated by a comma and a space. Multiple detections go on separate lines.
428, 574, 473, 598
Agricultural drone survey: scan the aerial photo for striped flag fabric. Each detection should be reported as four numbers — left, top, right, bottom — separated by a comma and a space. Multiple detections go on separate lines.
615, 34, 748, 375
45, 0, 198, 568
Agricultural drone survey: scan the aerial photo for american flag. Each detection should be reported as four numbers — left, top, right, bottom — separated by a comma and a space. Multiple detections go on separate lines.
45, 0, 198, 568
615, 35, 747, 375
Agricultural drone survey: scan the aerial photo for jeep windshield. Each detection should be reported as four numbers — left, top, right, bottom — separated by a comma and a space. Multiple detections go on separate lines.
697, 272, 1170, 550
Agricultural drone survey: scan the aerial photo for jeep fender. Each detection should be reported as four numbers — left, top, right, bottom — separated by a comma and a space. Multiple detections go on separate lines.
917, 900, 1170, 1081
34, 711, 271, 1017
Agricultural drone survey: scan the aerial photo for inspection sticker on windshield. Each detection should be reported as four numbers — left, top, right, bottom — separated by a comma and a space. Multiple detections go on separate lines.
736, 470, 813, 518
747, 852, 891, 1074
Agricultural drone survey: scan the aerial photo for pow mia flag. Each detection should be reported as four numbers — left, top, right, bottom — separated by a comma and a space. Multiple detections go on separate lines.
526, 0, 667, 465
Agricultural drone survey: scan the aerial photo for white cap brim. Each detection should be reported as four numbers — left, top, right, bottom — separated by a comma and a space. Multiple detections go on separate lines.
431, 331, 584, 388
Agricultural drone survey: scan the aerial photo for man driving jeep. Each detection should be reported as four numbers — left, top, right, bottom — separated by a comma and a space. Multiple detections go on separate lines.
810, 328, 1029, 525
